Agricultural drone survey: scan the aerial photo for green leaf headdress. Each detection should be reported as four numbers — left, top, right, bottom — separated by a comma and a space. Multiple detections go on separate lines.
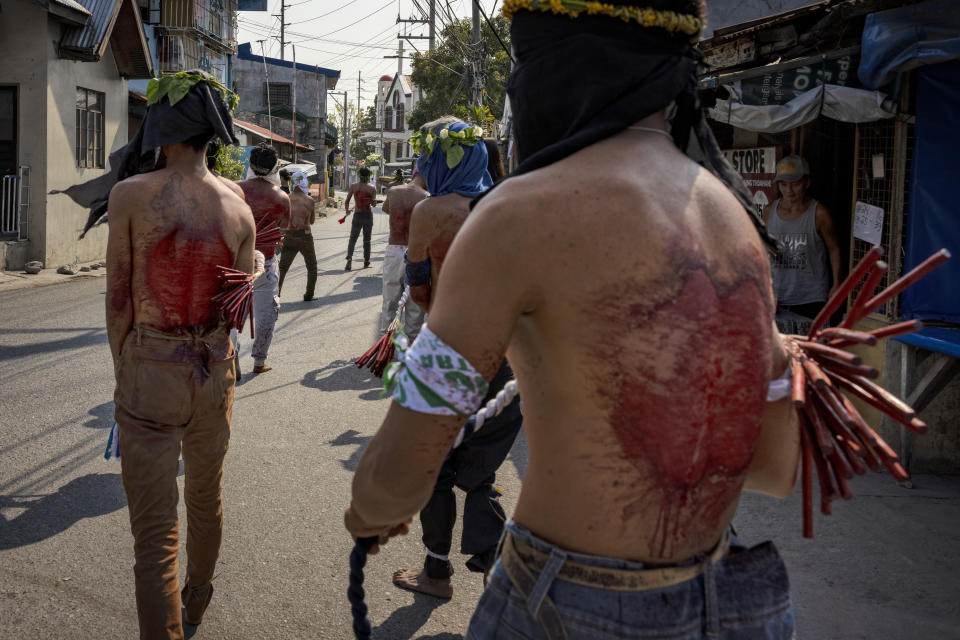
410, 124, 485, 169
147, 70, 240, 113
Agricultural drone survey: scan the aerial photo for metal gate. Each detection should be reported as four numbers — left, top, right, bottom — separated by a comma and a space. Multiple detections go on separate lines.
1, 165, 30, 240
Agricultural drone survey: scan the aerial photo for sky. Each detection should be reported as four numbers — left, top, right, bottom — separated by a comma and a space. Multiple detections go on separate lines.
236, 0, 487, 113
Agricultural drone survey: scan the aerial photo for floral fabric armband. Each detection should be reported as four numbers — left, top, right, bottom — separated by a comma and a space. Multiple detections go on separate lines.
387, 325, 488, 416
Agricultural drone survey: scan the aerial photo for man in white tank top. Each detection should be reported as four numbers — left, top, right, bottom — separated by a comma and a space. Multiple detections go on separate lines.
762, 155, 842, 322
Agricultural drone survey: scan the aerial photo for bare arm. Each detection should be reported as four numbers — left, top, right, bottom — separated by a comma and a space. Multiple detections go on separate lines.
406, 202, 433, 309
382, 190, 392, 214
105, 184, 135, 374
309, 196, 316, 225
344, 185, 354, 215
743, 327, 801, 498
347, 197, 532, 543
762, 201, 773, 226
816, 203, 842, 295
235, 206, 256, 275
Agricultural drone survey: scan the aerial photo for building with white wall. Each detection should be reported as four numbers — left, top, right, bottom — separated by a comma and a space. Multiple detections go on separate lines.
0, 0, 152, 270
366, 72, 423, 166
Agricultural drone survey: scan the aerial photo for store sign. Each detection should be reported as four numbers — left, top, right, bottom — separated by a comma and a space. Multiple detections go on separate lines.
722, 147, 779, 216
740, 56, 861, 106
853, 201, 884, 246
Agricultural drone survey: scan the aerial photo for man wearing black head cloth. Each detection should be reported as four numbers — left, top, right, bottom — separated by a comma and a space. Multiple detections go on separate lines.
92, 73, 254, 638
346, 2, 800, 638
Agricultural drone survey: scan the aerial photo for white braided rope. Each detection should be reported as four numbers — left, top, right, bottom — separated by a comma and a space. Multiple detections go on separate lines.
389, 286, 410, 330
454, 379, 519, 448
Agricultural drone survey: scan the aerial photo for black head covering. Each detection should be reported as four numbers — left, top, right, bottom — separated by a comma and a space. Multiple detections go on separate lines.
54, 71, 239, 238
475, 9, 775, 250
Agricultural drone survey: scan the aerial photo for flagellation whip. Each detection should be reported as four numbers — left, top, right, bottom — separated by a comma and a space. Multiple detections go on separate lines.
787, 246, 950, 537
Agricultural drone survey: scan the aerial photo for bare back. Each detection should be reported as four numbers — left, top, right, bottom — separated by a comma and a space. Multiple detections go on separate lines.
288, 189, 315, 231
110, 168, 255, 333
384, 182, 428, 246
237, 178, 290, 258
429, 131, 776, 562
407, 193, 473, 311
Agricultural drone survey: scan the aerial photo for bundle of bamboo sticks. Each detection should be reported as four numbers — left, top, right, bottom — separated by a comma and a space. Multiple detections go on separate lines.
356, 287, 409, 377
788, 246, 950, 537
212, 266, 255, 338
255, 217, 284, 253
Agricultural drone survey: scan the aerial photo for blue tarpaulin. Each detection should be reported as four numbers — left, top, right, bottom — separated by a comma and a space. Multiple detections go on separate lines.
858, 0, 960, 90
900, 61, 960, 354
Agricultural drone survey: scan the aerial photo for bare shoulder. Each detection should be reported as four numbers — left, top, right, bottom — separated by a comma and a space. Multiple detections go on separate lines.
218, 175, 245, 200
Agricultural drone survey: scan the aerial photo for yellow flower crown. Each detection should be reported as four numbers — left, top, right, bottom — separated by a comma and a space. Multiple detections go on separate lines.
501, 0, 702, 43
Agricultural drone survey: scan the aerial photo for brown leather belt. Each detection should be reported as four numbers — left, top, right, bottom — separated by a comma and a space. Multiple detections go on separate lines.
503, 529, 730, 592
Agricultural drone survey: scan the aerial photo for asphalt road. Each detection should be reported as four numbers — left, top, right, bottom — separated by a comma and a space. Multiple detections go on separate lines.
1, 213, 958, 639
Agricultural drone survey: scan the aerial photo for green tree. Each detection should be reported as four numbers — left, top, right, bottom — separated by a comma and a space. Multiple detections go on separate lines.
408, 16, 511, 132
328, 100, 374, 163
216, 144, 246, 181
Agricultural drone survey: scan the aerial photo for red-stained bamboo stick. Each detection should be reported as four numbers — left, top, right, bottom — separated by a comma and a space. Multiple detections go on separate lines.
803, 396, 836, 457
798, 341, 863, 365
827, 372, 920, 432
836, 394, 883, 472
870, 319, 925, 341
835, 467, 854, 500
828, 433, 856, 482
843, 407, 910, 482
791, 358, 806, 407
818, 327, 878, 346
801, 358, 830, 388
802, 414, 839, 502
808, 245, 885, 338
835, 434, 869, 475
809, 353, 879, 380
800, 422, 814, 538
848, 374, 916, 419
862, 249, 951, 317
839, 260, 888, 329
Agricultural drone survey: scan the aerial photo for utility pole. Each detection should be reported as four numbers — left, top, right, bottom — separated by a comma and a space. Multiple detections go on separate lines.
316, 65, 327, 201
273, 1, 290, 60
357, 71, 362, 118
336, 91, 349, 189
397, 14, 429, 72
470, 0, 483, 108
429, 0, 436, 50
292, 44, 297, 163
257, 40, 274, 142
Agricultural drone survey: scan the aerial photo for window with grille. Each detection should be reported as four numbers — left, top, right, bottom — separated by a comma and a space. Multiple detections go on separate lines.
76, 87, 105, 169
396, 104, 405, 132
263, 83, 291, 108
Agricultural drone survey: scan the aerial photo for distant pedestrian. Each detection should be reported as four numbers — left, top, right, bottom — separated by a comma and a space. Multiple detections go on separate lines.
763, 155, 842, 321
341, 166, 376, 271
483, 139, 506, 183
379, 171, 428, 338
237, 145, 291, 373
278, 171, 318, 301
279, 168, 291, 193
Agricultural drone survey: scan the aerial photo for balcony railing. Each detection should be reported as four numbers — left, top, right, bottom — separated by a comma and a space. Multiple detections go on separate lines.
160, 0, 237, 52
156, 32, 229, 84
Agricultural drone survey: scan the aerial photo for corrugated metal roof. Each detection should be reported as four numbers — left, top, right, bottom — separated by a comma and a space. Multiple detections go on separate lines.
234, 119, 315, 151
50, 0, 92, 17
60, 0, 119, 56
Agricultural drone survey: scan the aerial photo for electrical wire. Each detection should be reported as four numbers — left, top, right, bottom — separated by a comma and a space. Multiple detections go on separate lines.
474, 0, 512, 62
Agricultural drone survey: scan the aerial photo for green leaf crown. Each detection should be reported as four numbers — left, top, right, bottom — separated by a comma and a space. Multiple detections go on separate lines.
146, 71, 240, 114
410, 124, 485, 170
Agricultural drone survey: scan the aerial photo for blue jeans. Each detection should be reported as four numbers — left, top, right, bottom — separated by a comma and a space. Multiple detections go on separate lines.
466, 522, 795, 640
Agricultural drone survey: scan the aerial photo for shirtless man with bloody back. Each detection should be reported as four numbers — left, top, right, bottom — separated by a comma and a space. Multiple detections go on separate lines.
342, 167, 378, 270
378, 173, 428, 338
278, 171, 319, 301
237, 146, 290, 373
347, 4, 799, 638
100, 77, 254, 639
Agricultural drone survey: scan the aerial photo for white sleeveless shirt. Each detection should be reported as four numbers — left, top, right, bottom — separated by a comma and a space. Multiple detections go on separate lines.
767, 198, 830, 305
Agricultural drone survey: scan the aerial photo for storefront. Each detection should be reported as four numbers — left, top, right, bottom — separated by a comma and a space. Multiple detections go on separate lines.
700, 0, 960, 471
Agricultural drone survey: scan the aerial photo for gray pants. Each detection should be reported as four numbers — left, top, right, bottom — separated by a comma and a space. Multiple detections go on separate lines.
252, 257, 279, 367
379, 244, 425, 337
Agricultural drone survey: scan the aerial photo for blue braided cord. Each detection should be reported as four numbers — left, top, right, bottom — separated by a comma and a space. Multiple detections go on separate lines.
348, 537, 376, 639
404, 249, 431, 287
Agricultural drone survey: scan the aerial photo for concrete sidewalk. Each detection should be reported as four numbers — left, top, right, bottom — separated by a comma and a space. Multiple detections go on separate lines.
0, 264, 107, 293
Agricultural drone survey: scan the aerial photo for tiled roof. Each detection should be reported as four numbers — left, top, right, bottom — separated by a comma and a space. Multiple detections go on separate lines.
234, 119, 315, 151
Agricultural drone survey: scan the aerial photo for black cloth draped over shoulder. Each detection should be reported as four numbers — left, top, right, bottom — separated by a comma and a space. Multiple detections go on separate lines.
472, 11, 775, 250
53, 79, 238, 238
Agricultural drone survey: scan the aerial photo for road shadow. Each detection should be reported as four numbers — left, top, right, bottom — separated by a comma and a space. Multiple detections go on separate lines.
373, 592, 448, 640
328, 429, 372, 471
302, 359, 384, 401
279, 275, 381, 312
0, 472, 126, 550
81, 401, 114, 430
0, 326, 107, 361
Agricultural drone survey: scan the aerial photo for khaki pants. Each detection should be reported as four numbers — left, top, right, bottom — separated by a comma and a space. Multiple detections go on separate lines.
114, 328, 235, 640
252, 256, 280, 367
380, 244, 425, 337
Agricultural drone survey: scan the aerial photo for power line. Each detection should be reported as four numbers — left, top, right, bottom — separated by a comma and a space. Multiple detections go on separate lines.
311, 0, 395, 40
295, 0, 366, 25
474, 0, 512, 62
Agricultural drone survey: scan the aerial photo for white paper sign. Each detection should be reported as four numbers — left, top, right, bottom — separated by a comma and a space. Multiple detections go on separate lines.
853, 201, 884, 245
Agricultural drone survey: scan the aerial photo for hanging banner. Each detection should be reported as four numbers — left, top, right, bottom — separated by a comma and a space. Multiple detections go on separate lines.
722, 147, 779, 217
